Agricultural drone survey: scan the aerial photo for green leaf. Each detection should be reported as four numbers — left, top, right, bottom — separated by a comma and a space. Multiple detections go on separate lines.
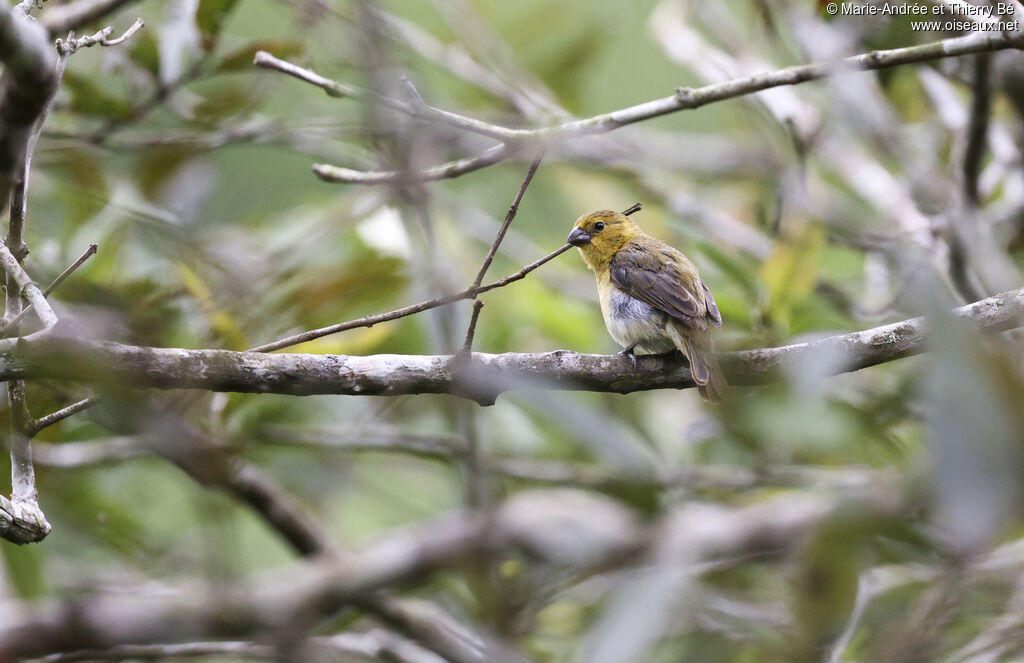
61, 71, 131, 119
196, 0, 242, 49
129, 31, 160, 77
1, 541, 46, 598
760, 222, 824, 330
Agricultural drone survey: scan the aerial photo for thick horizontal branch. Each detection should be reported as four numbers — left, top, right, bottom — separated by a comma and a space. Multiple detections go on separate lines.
309, 30, 1024, 184
3, 287, 1021, 403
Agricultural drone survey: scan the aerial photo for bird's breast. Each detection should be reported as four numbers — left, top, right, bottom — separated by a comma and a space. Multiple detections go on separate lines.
598, 283, 674, 354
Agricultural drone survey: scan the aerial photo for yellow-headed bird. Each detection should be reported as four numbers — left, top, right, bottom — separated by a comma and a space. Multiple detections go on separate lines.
567, 209, 725, 401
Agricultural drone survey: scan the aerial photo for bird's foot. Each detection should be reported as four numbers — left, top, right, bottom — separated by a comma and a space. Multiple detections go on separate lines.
618, 343, 639, 370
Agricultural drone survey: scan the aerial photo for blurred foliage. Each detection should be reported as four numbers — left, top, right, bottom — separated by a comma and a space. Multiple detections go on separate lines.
4, 0, 1024, 660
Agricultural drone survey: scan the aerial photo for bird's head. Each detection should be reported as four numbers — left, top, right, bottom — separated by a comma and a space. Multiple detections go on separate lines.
567, 210, 638, 270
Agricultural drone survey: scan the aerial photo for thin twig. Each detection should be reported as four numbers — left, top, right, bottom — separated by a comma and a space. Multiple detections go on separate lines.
254, 50, 514, 141
0, 244, 57, 330
1, 244, 97, 334
28, 398, 96, 438
43, 244, 97, 296
99, 16, 142, 45
459, 300, 484, 355
308, 30, 1024, 184
55, 17, 144, 54
248, 244, 573, 353
472, 151, 546, 289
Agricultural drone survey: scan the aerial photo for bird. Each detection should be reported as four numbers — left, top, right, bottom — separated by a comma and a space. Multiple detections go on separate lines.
567, 207, 726, 401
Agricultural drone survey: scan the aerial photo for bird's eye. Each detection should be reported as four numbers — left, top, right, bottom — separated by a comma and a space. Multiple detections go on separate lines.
594, 222, 605, 231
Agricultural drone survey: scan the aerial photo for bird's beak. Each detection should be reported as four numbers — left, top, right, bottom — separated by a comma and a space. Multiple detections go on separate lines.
567, 227, 591, 246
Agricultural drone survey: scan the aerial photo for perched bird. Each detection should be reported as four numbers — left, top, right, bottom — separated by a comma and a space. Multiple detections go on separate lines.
567, 208, 726, 401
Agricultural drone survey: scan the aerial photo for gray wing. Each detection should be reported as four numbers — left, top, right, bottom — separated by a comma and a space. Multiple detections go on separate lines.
609, 244, 707, 329
701, 280, 722, 329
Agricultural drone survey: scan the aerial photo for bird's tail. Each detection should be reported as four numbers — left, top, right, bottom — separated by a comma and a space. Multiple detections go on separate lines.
667, 322, 727, 402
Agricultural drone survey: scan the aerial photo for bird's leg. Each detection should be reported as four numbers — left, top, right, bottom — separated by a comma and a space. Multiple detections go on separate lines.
618, 342, 639, 370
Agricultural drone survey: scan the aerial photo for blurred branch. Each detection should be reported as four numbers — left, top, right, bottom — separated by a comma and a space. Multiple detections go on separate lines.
29, 425, 887, 493
0, 3, 57, 214
305, 30, 1024, 184
9, 286, 1023, 403
32, 436, 143, 467
0, 485, 902, 658
963, 53, 991, 207
254, 50, 515, 141
0, 502, 494, 657
106, 402, 519, 663
0, 3, 60, 546
0, 244, 56, 543
27, 631, 450, 663
266, 426, 888, 492
40, 0, 140, 35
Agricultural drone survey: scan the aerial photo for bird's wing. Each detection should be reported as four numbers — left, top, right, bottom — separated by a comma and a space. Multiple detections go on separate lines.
701, 280, 722, 329
610, 244, 706, 328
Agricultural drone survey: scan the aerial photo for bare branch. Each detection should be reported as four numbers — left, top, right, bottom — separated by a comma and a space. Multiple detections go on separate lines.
103, 403, 506, 663
2, 244, 97, 335
0, 3, 57, 213
7, 287, 1023, 403
0, 243, 57, 331
313, 141, 513, 185
0, 382, 50, 544
98, 16, 143, 45
223, 459, 333, 557
254, 50, 516, 141
55, 17, 143, 53
458, 299, 485, 356
309, 30, 1024, 184
248, 243, 573, 353
964, 53, 991, 206
472, 151, 545, 289
28, 398, 97, 438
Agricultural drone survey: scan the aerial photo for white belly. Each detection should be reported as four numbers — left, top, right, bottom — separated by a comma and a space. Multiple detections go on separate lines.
599, 284, 675, 354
